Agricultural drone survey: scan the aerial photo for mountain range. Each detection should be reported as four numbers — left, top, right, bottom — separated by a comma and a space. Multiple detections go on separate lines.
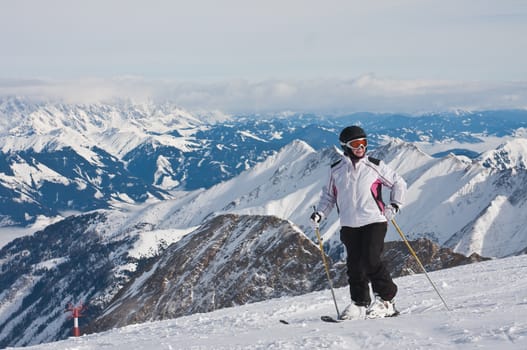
0, 97, 526, 347
2, 97, 527, 230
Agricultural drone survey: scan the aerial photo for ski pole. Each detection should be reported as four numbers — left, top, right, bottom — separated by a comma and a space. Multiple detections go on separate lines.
312, 208, 340, 318
391, 218, 451, 311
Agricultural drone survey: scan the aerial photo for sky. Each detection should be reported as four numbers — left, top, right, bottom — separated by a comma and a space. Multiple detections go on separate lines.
1, 0, 527, 114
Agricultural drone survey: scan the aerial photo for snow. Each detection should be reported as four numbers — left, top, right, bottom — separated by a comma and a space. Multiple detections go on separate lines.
238, 130, 268, 143
128, 227, 197, 259
478, 138, 527, 170
33, 257, 68, 271
415, 134, 518, 156
0, 215, 66, 249
452, 194, 527, 258
15, 254, 527, 350
0, 100, 206, 159
2, 157, 70, 190
379, 137, 527, 256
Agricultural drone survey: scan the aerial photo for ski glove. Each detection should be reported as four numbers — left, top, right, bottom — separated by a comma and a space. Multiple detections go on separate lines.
310, 211, 323, 224
384, 204, 399, 221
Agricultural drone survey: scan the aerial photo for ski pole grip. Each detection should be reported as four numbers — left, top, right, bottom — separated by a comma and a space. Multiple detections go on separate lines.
312, 205, 319, 228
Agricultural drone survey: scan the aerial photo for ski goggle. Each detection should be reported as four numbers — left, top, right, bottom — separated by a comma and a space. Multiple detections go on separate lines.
340, 138, 367, 150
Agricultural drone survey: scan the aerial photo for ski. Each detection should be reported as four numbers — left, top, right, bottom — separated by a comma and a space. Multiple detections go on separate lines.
321, 310, 399, 323
321, 315, 342, 323
281, 311, 400, 325
387, 310, 400, 317
279, 316, 342, 324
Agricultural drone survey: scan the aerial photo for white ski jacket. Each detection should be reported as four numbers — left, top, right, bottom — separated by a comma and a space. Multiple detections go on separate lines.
317, 154, 407, 228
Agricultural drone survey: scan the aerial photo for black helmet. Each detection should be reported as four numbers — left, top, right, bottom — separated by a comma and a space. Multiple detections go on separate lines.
339, 126, 367, 158
339, 126, 366, 143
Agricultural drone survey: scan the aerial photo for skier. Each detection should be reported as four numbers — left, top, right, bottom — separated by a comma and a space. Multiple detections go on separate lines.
310, 125, 407, 319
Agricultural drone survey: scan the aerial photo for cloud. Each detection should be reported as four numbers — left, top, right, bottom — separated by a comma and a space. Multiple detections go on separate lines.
1, 76, 526, 115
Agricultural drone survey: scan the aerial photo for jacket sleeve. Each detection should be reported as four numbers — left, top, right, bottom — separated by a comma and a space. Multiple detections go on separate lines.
378, 161, 407, 208
316, 168, 337, 218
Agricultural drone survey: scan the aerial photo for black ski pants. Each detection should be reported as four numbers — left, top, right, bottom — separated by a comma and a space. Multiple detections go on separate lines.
340, 222, 397, 306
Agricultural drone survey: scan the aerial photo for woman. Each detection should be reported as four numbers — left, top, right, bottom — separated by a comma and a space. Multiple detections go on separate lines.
311, 125, 407, 319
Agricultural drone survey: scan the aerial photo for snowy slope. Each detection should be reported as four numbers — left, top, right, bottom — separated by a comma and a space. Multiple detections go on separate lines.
444, 169, 527, 257
95, 140, 337, 240
479, 139, 527, 170
19, 254, 527, 350
372, 139, 527, 258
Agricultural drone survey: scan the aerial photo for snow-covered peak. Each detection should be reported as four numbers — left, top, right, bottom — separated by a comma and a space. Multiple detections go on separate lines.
371, 138, 435, 182
477, 138, 527, 170
0, 98, 199, 133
